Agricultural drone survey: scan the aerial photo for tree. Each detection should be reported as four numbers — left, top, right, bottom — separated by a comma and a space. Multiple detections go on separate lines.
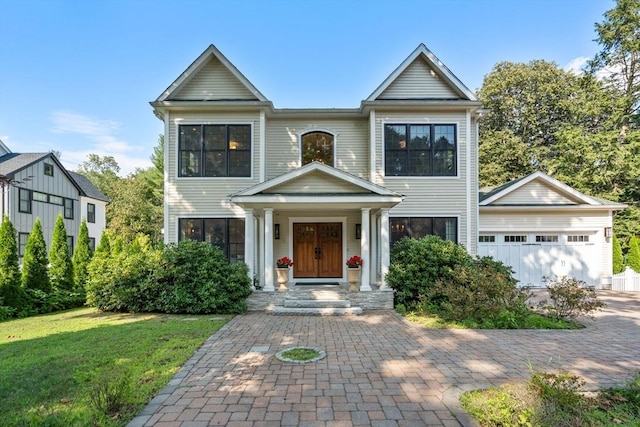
627, 235, 640, 272
0, 215, 24, 308
73, 220, 93, 290
49, 214, 74, 290
613, 234, 624, 274
76, 154, 121, 198
22, 218, 50, 291
589, 0, 640, 129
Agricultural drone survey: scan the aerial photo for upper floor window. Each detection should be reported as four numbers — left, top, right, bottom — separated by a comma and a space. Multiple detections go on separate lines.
64, 198, 74, 219
384, 124, 456, 176
301, 131, 334, 166
19, 189, 31, 213
178, 124, 251, 177
87, 203, 96, 223
44, 163, 54, 176
390, 217, 458, 246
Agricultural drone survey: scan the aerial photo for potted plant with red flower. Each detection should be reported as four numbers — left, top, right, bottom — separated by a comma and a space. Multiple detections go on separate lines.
346, 255, 363, 291
276, 256, 293, 290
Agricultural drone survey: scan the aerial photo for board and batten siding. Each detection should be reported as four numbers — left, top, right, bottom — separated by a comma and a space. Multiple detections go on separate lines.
378, 58, 460, 100
166, 111, 262, 241
479, 209, 614, 282
372, 110, 475, 250
264, 118, 369, 180
172, 57, 257, 101
495, 181, 579, 205
11, 159, 80, 253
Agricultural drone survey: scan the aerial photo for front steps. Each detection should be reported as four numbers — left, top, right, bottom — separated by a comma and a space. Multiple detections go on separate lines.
269, 289, 363, 316
246, 287, 394, 312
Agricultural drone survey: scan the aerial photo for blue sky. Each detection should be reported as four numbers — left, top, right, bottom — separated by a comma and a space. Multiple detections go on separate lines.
0, 0, 612, 175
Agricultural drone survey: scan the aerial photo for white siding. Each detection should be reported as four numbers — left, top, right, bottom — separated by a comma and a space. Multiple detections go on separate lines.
80, 197, 107, 246
378, 58, 459, 100
265, 118, 369, 179
173, 57, 257, 100
373, 111, 474, 249
496, 181, 579, 205
166, 111, 262, 242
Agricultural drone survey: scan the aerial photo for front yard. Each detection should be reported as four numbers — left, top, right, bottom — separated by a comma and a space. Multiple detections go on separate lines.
0, 307, 228, 426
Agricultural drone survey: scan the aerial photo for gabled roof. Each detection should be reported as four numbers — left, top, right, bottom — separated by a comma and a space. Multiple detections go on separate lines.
69, 171, 110, 202
366, 44, 478, 102
0, 139, 10, 155
479, 171, 626, 209
156, 44, 268, 103
232, 162, 402, 197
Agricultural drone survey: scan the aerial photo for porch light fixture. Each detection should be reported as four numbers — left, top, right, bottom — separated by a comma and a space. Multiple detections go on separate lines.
275, 223, 280, 239
604, 227, 612, 238
355, 224, 361, 240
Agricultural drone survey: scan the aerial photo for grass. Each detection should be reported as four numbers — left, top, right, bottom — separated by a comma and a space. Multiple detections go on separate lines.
280, 347, 320, 361
404, 310, 582, 329
461, 372, 640, 427
0, 307, 229, 426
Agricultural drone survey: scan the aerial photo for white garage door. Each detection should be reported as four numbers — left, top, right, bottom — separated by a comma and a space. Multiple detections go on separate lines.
478, 233, 598, 287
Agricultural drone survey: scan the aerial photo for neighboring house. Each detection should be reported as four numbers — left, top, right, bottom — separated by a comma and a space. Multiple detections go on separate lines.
152, 44, 484, 292
478, 172, 626, 288
69, 172, 109, 251
0, 148, 107, 258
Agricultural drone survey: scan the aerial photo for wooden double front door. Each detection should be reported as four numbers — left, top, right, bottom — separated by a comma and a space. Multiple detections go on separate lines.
293, 223, 342, 278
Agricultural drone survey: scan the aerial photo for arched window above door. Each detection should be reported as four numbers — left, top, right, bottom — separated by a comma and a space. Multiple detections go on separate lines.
301, 131, 334, 166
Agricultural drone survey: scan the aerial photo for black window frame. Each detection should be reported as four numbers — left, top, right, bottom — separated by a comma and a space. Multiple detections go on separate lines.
18, 189, 31, 213
66, 235, 74, 255
87, 203, 96, 223
178, 124, 252, 178
390, 217, 458, 246
178, 217, 245, 262
64, 198, 74, 219
88, 237, 96, 252
301, 131, 335, 166
18, 232, 29, 257
44, 163, 54, 177
384, 123, 457, 177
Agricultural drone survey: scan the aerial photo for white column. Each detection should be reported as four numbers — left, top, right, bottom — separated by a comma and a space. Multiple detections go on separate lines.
258, 215, 265, 289
380, 208, 390, 289
370, 212, 378, 288
263, 208, 275, 291
244, 209, 255, 289
360, 208, 371, 291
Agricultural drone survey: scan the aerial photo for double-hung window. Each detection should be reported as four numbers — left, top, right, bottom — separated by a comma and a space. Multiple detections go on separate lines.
64, 198, 74, 219
384, 124, 456, 176
179, 124, 251, 177
87, 203, 96, 223
19, 189, 31, 213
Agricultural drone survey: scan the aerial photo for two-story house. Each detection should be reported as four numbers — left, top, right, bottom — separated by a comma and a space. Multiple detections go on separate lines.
0, 144, 108, 258
151, 43, 484, 302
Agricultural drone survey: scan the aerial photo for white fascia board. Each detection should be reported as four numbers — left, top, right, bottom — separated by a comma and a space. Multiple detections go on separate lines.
479, 205, 625, 212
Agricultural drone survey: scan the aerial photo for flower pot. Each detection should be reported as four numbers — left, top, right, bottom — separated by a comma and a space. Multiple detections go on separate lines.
347, 266, 360, 291
276, 267, 290, 291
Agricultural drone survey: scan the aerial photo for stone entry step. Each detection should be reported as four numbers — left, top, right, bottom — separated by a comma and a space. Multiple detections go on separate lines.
283, 299, 351, 308
271, 306, 363, 316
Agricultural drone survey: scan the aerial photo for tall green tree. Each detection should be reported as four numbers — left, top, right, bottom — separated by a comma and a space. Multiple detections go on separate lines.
76, 154, 121, 198
49, 214, 74, 290
613, 234, 624, 274
627, 235, 640, 272
73, 220, 93, 290
589, 0, 640, 129
0, 215, 24, 308
22, 218, 50, 291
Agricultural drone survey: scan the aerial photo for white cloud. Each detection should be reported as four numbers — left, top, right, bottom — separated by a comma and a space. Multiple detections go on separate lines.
564, 56, 590, 75
50, 111, 151, 175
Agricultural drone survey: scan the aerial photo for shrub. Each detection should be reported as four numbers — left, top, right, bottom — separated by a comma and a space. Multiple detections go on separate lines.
529, 371, 587, 424
21, 288, 86, 316
21, 218, 50, 292
538, 276, 606, 320
628, 236, 640, 273
386, 235, 473, 310
49, 214, 74, 290
613, 234, 624, 274
0, 215, 26, 310
431, 257, 530, 327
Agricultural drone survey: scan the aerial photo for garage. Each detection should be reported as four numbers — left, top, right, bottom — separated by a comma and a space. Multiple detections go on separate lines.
478, 172, 626, 288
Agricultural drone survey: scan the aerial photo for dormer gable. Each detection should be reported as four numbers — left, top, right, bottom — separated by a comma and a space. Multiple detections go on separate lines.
367, 44, 478, 102
156, 45, 268, 102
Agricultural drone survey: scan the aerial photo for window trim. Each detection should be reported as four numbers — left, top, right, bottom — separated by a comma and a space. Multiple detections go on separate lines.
18, 188, 32, 213
87, 203, 96, 223
382, 122, 458, 177
390, 216, 459, 245
177, 123, 253, 179
298, 128, 337, 167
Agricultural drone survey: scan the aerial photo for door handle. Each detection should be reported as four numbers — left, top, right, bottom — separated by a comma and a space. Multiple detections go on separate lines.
315, 247, 322, 259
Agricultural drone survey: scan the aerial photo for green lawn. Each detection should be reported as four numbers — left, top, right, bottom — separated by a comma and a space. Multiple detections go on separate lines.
0, 307, 229, 426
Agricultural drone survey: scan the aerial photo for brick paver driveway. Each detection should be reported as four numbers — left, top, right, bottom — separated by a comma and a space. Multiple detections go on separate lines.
129, 291, 640, 426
